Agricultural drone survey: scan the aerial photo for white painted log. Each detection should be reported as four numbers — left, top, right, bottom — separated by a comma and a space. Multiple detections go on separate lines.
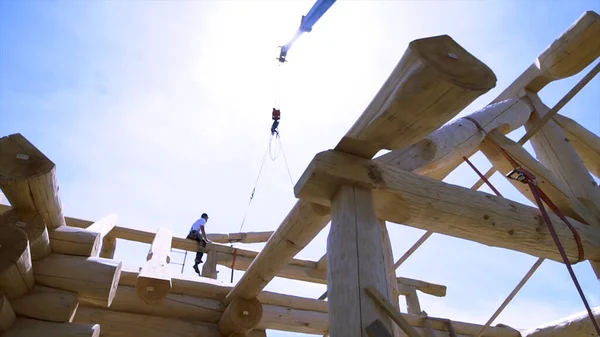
99, 236, 117, 259
0, 226, 34, 298
553, 113, 600, 178
295, 150, 600, 263
73, 306, 221, 337
336, 35, 496, 158
522, 306, 600, 337
526, 93, 600, 224
80, 284, 224, 323
328, 185, 394, 336
0, 133, 66, 229
48, 225, 100, 257
0, 295, 16, 332
10, 285, 79, 323
480, 129, 598, 226
201, 251, 218, 279
224, 201, 331, 303
0, 209, 50, 260
33, 254, 121, 307
218, 297, 263, 336
375, 98, 532, 180
2, 317, 99, 337
136, 227, 172, 303
493, 11, 600, 102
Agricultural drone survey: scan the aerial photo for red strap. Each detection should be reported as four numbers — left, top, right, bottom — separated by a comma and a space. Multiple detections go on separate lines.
230, 248, 238, 283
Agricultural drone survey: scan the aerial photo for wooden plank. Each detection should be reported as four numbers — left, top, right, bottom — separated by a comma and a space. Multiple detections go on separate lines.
294, 150, 600, 263
492, 10, 600, 102
365, 287, 421, 337
328, 185, 393, 336
480, 129, 598, 226
553, 113, 600, 178
336, 35, 496, 158
136, 227, 172, 303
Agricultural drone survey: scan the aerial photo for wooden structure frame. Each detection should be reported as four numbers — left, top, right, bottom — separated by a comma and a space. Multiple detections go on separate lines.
1, 10, 599, 337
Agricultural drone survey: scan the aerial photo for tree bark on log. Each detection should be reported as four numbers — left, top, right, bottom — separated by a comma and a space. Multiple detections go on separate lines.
0, 133, 66, 230
136, 227, 172, 304
336, 35, 496, 158
0, 295, 16, 333
0, 226, 35, 298
295, 150, 600, 263
553, 113, 600, 179
33, 254, 121, 307
0, 209, 50, 260
218, 297, 263, 336
2, 317, 99, 337
492, 11, 600, 102
10, 285, 79, 323
375, 97, 532, 180
48, 226, 100, 257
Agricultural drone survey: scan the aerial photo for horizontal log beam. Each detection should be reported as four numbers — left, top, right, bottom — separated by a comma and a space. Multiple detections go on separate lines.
207, 231, 273, 243
295, 150, 600, 263
48, 226, 100, 257
2, 317, 99, 337
217, 251, 446, 297
10, 285, 78, 323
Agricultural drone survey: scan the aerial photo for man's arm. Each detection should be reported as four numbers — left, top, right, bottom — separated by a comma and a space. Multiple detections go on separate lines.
200, 226, 211, 243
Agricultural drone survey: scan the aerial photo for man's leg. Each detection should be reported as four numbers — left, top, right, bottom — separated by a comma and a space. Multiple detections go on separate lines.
195, 239, 206, 263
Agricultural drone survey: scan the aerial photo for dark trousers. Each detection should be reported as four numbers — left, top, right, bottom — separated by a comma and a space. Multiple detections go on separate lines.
187, 230, 206, 264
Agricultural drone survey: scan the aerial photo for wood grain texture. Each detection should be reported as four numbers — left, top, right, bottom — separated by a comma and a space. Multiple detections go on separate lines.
493, 11, 600, 102
328, 185, 393, 337
201, 250, 218, 279
0, 133, 65, 229
48, 225, 100, 257
33, 254, 122, 307
99, 236, 117, 259
553, 113, 600, 178
480, 129, 598, 226
337, 35, 496, 158
218, 297, 263, 335
136, 227, 172, 303
0, 226, 34, 298
375, 97, 532, 180
0, 209, 50, 260
2, 317, 99, 337
10, 285, 79, 323
295, 150, 600, 263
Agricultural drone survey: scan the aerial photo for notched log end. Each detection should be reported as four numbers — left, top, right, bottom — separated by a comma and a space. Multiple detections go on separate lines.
0, 133, 55, 181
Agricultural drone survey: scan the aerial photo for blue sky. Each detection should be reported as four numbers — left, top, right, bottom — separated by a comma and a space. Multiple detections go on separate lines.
1, 0, 599, 335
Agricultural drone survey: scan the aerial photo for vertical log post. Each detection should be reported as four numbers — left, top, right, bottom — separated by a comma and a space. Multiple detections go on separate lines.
85, 214, 118, 258
136, 227, 172, 303
99, 236, 117, 259
201, 251, 218, 279
405, 288, 422, 316
379, 220, 404, 337
328, 185, 394, 337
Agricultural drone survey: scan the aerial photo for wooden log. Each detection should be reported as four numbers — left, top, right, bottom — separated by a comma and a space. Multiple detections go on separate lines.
48, 226, 100, 257
118, 264, 330, 313
224, 201, 331, 303
73, 306, 221, 337
336, 35, 496, 158
0, 133, 65, 229
218, 297, 263, 336
553, 113, 600, 178
99, 236, 116, 259
136, 227, 172, 304
522, 306, 600, 337
0, 226, 34, 298
248, 330, 267, 337
295, 150, 600, 263
0, 295, 16, 332
375, 97, 532, 180
85, 213, 117, 238
380, 220, 403, 337
256, 304, 330, 335
202, 251, 218, 279
405, 288, 422, 315
33, 254, 121, 307
0, 209, 50, 260
526, 93, 600, 223
207, 231, 273, 243
317, 253, 327, 270
10, 285, 78, 323
328, 185, 394, 336
81, 285, 223, 323
2, 317, 99, 337
480, 129, 598, 226
592, 261, 600, 282
492, 11, 600, 102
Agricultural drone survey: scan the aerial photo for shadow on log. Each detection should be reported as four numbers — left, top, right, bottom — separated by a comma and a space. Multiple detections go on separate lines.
0, 226, 34, 298
0, 209, 50, 260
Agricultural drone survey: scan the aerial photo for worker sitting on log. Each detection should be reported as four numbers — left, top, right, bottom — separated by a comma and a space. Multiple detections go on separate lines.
187, 213, 211, 275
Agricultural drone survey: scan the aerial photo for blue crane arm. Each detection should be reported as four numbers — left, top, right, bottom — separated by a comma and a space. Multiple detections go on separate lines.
278, 0, 336, 62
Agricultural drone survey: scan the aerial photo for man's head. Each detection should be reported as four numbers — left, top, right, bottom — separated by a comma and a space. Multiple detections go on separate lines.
201, 213, 209, 221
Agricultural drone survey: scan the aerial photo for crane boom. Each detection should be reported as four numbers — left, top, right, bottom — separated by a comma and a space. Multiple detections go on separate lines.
278, 0, 336, 63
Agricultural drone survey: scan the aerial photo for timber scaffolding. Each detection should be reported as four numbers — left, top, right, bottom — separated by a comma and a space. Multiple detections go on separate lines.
0, 10, 599, 337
